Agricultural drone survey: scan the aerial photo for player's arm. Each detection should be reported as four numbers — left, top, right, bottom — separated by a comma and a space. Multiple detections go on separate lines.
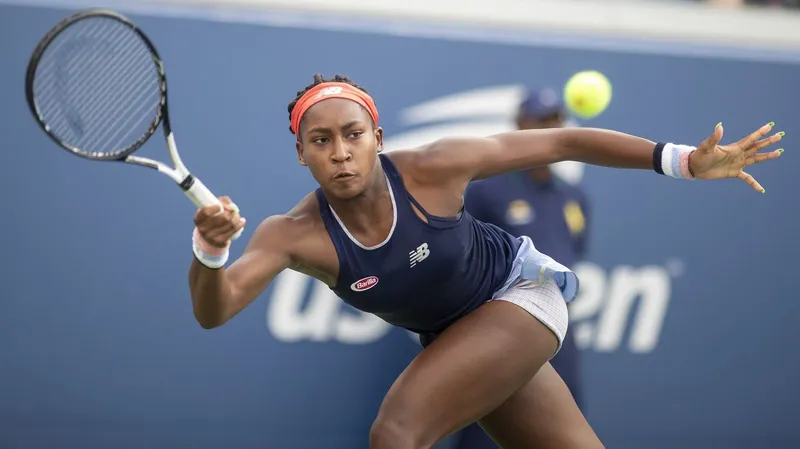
189, 212, 294, 329
417, 127, 657, 183
412, 122, 781, 192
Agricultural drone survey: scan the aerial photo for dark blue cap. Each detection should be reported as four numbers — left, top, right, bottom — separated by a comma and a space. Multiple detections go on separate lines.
517, 88, 564, 119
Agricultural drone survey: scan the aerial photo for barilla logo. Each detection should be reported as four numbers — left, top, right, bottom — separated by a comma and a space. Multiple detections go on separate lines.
351, 276, 379, 292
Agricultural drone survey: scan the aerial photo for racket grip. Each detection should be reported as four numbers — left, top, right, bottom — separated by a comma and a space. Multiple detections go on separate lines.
184, 176, 243, 241
184, 176, 219, 209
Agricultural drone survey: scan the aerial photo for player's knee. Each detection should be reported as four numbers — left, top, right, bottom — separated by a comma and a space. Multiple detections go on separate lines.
369, 414, 429, 449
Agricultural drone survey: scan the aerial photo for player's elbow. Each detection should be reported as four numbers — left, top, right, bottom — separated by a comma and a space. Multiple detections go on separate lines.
195, 316, 224, 330
196, 317, 221, 330
192, 306, 228, 330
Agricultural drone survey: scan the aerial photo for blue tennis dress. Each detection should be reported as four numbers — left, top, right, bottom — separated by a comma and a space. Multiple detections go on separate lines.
315, 154, 578, 346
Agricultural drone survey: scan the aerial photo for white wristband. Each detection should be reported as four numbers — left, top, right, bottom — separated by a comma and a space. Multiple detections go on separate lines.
192, 228, 230, 269
654, 142, 696, 179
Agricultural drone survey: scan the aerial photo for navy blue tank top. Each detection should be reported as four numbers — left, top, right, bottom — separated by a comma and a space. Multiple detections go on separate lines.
316, 154, 522, 340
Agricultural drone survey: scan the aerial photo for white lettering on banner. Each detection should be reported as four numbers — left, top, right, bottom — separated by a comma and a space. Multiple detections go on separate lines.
265, 261, 678, 352
267, 270, 391, 344
570, 261, 677, 353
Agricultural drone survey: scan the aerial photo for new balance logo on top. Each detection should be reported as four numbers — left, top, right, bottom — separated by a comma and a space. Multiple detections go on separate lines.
409, 243, 430, 268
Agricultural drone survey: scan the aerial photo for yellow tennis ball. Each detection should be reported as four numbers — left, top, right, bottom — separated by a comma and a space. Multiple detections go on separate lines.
563, 70, 612, 119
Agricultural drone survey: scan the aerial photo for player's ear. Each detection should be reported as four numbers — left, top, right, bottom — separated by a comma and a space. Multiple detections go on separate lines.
296, 141, 307, 166
375, 126, 384, 153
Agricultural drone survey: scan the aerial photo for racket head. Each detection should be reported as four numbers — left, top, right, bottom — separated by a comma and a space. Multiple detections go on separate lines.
25, 9, 169, 161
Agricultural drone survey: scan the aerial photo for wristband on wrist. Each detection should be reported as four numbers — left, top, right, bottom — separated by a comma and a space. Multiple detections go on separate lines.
192, 227, 230, 269
653, 142, 696, 180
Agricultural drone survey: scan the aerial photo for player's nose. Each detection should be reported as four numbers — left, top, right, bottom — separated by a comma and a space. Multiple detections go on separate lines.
330, 140, 351, 162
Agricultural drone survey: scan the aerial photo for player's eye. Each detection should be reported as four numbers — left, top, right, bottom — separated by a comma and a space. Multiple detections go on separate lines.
349, 131, 364, 139
312, 137, 329, 144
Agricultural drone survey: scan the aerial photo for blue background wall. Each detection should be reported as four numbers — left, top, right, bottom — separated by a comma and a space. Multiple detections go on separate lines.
1, 3, 799, 448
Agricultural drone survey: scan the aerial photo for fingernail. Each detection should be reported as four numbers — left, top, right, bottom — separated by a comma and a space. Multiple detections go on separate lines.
778, 148, 784, 154
768, 121, 775, 127
779, 131, 785, 137
762, 188, 766, 194
716, 122, 722, 129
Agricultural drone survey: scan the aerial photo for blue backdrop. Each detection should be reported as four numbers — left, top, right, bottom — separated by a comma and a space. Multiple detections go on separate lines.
1, 3, 799, 449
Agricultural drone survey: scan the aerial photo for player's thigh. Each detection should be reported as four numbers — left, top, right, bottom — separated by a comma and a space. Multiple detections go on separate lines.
549, 331, 583, 409
370, 300, 559, 448
478, 362, 604, 449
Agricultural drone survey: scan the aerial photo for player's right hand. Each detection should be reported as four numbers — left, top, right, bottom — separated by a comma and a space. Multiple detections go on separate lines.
194, 196, 246, 248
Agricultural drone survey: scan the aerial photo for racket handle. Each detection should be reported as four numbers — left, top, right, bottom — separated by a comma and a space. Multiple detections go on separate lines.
184, 176, 219, 208
184, 176, 243, 241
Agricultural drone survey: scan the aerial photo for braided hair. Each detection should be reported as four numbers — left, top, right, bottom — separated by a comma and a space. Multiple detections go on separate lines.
287, 74, 371, 135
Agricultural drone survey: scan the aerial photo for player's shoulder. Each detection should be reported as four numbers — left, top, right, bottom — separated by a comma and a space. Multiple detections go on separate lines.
382, 142, 467, 186
251, 192, 324, 245
382, 148, 421, 177
380, 148, 440, 190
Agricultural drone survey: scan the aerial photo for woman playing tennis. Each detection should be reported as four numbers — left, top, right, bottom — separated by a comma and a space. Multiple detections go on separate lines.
188, 74, 783, 449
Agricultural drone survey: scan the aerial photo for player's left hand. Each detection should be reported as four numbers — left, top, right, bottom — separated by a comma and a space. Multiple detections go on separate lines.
690, 122, 784, 193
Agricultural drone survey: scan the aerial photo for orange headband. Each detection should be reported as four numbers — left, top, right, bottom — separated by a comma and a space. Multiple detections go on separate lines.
290, 82, 379, 135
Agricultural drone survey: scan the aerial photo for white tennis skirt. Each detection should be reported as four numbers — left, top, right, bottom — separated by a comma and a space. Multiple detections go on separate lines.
488, 235, 580, 356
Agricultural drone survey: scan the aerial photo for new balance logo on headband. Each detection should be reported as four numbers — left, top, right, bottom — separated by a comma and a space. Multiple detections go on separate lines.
315, 86, 343, 99
409, 243, 430, 268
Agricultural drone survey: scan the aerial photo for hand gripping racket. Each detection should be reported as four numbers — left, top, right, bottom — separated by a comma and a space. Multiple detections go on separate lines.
25, 9, 242, 239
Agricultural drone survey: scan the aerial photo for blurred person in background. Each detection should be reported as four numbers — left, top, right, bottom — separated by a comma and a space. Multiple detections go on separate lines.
449, 88, 590, 449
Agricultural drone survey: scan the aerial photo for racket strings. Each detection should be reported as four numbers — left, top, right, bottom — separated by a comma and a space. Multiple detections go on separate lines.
32, 17, 161, 158
49, 34, 145, 126
34, 19, 117, 100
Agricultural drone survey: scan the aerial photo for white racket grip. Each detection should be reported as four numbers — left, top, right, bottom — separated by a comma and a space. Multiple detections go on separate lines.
185, 177, 243, 241
184, 177, 219, 209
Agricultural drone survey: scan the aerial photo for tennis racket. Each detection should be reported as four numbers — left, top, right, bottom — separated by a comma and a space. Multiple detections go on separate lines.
25, 9, 242, 239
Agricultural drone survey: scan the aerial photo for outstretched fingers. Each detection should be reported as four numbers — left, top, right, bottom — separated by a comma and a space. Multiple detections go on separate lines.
738, 170, 765, 194
745, 132, 784, 155
746, 149, 783, 167
737, 122, 779, 153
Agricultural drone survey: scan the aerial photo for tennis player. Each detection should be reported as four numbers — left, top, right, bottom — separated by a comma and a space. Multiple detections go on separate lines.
188, 74, 783, 449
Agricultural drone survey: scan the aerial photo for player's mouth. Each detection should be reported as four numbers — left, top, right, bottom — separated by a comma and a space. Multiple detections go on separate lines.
332, 171, 357, 181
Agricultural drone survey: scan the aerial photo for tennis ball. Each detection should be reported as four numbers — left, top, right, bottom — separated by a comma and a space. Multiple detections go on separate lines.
563, 70, 612, 119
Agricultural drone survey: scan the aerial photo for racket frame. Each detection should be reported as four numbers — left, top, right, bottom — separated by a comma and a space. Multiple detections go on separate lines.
25, 9, 226, 212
